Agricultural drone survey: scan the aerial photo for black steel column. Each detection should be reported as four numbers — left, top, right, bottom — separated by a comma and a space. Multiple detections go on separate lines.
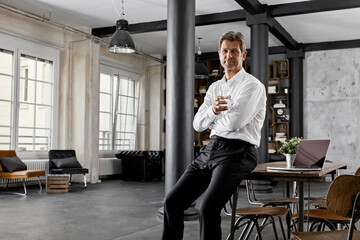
246, 14, 271, 193
159, 0, 197, 220
249, 24, 269, 165
288, 48, 304, 138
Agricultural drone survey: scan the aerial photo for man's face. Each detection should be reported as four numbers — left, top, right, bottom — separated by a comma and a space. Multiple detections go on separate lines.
218, 40, 247, 72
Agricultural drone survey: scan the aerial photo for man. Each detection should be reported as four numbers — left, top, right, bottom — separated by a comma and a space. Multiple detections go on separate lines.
162, 31, 267, 240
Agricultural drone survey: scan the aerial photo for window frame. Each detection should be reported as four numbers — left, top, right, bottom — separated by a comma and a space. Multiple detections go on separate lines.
0, 33, 59, 159
99, 61, 140, 155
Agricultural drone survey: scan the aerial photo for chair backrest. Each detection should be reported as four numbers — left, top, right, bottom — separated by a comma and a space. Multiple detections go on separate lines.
0, 150, 17, 172
48, 150, 76, 169
326, 175, 360, 218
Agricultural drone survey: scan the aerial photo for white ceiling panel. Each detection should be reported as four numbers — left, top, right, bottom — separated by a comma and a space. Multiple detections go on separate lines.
0, 0, 359, 56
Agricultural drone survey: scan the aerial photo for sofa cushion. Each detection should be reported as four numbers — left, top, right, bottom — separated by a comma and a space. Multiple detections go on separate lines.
0, 156, 28, 172
52, 156, 82, 168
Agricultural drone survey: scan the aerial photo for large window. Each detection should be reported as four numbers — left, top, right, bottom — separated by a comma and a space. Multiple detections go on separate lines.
99, 65, 140, 151
0, 46, 55, 152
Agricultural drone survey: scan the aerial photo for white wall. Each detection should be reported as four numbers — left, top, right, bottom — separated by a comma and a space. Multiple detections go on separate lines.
304, 48, 360, 174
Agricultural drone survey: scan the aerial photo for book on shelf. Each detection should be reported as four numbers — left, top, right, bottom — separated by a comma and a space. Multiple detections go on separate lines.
268, 86, 277, 93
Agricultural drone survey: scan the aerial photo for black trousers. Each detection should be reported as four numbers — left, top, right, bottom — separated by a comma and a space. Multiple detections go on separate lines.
162, 135, 257, 240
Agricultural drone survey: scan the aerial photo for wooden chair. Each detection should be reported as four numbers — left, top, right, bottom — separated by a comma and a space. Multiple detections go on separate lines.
0, 150, 45, 195
292, 168, 360, 231
225, 186, 288, 240
291, 174, 360, 240
245, 179, 299, 235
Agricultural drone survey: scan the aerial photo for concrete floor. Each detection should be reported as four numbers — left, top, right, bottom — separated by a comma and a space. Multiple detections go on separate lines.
0, 178, 334, 240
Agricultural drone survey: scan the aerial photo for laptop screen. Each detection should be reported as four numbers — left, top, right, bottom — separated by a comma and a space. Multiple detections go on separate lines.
293, 140, 330, 168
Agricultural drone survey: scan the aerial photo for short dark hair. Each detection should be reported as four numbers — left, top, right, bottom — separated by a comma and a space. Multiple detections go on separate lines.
219, 31, 246, 53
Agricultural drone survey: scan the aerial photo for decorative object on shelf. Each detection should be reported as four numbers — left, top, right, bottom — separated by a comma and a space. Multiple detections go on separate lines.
275, 108, 290, 122
199, 86, 206, 93
275, 132, 287, 141
273, 100, 286, 108
108, 0, 135, 53
278, 137, 302, 167
273, 59, 289, 78
283, 87, 289, 94
194, 99, 199, 108
195, 37, 209, 79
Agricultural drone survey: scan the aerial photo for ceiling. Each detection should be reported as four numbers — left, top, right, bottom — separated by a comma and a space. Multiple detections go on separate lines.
1, 0, 360, 56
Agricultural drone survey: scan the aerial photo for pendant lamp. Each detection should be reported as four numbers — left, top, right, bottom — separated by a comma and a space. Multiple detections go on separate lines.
108, 0, 135, 54
195, 38, 209, 79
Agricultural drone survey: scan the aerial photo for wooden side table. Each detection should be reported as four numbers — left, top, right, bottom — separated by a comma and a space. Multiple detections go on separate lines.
46, 174, 70, 193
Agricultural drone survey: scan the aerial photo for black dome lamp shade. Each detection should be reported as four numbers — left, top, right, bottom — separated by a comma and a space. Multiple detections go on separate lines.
195, 37, 209, 79
108, 0, 135, 54
108, 19, 135, 53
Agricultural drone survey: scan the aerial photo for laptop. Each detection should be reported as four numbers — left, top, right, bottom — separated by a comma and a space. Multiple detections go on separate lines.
267, 139, 330, 171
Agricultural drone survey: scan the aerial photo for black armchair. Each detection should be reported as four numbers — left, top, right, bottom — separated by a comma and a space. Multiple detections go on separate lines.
48, 150, 88, 188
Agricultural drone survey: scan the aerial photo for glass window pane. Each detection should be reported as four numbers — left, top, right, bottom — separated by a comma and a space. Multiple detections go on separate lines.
0, 126, 11, 150
100, 93, 111, 112
20, 55, 36, 79
119, 78, 129, 95
116, 115, 126, 132
18, 128, 33, 151
19, 79, 35, 103
0, 101, 11, 126
100, 73, 111, 93
0, 49, 13, 75
34, 129, 50, 151
99, 112, 111, 132
125, 115, 137, 130
36, 106, 51, 128
19, 104, 34, 128
0, 75, 13, 100
36, 82, 52, 105
119, 96, 128, 114
99, 131, 111, 151
36, 58, 53, 82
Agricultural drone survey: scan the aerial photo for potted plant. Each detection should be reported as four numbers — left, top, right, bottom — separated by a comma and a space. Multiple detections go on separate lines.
278, 137, 302, 167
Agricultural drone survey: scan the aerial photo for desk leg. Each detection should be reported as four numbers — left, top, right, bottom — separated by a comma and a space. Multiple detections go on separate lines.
229, 187, 239, 240
298, 182, 304, 232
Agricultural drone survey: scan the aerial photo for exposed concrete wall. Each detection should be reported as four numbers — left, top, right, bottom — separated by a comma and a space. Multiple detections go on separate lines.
304, 49, 360, 174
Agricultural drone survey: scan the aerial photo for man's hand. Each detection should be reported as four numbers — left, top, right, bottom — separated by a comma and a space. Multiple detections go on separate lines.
212, 95, 231, 115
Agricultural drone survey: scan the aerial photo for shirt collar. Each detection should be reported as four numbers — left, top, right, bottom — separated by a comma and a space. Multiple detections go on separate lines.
221, 68, 246, 87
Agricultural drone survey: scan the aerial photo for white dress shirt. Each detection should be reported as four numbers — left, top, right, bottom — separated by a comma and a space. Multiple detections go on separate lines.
193, 68, 267, 147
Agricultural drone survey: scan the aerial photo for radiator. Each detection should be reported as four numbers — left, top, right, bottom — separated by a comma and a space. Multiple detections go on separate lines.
0, 159, 49, 185
99, 158, 122, 176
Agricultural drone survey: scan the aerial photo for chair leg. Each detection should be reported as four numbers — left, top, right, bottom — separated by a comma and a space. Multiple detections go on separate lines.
277, 216, 287, 240
69, 174, 72, 185
37, 176, 42, 193
22, 179, 27, 195
253, 218, 263, 240
229, 187, 239, 240
83, 174, 87, 188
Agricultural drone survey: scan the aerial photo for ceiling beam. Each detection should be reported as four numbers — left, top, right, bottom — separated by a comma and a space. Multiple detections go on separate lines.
92, 10, 247, 37
237, 0, 298, 50
234, 0, 263, 15
92, 0, 360, 37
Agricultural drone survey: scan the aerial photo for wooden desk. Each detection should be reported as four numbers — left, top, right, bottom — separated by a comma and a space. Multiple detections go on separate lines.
228, 161, 347, 240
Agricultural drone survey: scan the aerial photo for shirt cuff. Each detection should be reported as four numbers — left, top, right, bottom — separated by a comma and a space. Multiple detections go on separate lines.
206, 105, 220, 122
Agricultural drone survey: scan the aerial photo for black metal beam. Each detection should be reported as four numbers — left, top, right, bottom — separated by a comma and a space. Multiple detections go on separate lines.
270, 0, 360, 18
235, 0, 263, 14
92, 1, 360, 37
92, 10, 246, 37
268, 19, 298, 50
304, 39, 360, 52
240, 0, 298, 50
